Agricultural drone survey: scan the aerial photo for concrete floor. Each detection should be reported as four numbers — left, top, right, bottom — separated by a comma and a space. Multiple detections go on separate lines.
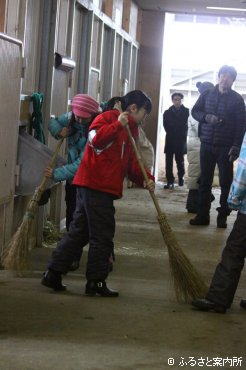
0, 183, 245, 370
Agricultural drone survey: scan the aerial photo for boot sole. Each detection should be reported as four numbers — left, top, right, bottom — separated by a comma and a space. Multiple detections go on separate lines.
85, 290, 119, 297
41, 278, 66, 292
192, 302, 226, 313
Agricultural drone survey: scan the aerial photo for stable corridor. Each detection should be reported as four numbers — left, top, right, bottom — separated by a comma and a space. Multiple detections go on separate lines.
0, 184, 245, 370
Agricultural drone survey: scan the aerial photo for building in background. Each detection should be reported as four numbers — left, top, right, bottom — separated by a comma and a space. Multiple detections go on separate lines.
157, 12, 246, 181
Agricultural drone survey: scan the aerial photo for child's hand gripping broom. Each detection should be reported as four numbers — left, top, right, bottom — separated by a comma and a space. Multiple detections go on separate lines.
1, 138, 64, 275
116, 102, 208, 301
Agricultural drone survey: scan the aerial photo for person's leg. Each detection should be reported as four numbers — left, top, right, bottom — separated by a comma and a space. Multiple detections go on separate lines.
164, 153, 174, 188
85, 190, 115, 281
49, 187, 89, 271
175, 153, 185, 186
216, 147, 234, 228
198, 144, 217, 216
65, 182, 77, 231
190, 143, 216, 225
42, 187, 89, 290
193, 212, 246, 312
65, 182, 83, 270
186, 189, 199, 213
83, 188, 118, 296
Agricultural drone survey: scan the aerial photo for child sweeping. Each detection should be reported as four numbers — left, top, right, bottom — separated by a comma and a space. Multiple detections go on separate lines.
41, 90, 155, 296
45, 94, 100, 229
44, 94, 100, 270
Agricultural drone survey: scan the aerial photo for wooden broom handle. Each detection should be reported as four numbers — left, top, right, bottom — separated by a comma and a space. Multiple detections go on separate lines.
125, 124, 163, 217
39, 138, 64, 191
114, 101, 163, 216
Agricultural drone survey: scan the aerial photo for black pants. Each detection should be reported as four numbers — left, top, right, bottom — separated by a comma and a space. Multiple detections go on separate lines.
65, 182, 77, 231
165, 152, 185, 184
186, 189, 199, 213
198, 143, 233, 217
206, 212, 246, 308
48, 187, 115, 281
65, 182, 83, 262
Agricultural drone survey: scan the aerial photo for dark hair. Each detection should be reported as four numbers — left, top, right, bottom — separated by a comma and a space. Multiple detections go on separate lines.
218, 65, 237, 81
196, 81, 214, 94
171, 92, 184, 100
103, 90, 152, 114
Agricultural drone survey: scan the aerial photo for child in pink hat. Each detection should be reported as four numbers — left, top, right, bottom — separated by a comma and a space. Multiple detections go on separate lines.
44, 94, 100, 270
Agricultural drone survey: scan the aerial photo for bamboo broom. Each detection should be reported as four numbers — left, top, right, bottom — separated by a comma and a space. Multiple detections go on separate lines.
116, 103, 207, 301
1, 138, 64, 275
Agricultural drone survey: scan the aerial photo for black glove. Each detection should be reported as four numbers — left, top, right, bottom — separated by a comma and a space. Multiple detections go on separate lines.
37, 188, 51, 206
205, 114, 219, 124
228, 145, 240, 162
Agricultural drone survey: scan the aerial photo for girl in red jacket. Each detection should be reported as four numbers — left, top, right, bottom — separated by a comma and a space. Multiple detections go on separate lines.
42, 90, 155, 297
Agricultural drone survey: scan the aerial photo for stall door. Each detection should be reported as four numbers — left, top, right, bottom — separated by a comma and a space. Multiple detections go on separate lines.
0, 34, 22, 253
70, 3, 90, 97
129, 45, 138, 91
121, 39, 131, 95
112, 33, 122, 96
101, 25, 115, 101
88, 15, 103, 101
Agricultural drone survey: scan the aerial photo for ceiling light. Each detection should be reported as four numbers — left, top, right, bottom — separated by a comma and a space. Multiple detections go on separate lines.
206, 6, 246, 12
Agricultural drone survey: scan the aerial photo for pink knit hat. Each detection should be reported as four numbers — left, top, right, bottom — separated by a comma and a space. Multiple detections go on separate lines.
71, 94, 99, 118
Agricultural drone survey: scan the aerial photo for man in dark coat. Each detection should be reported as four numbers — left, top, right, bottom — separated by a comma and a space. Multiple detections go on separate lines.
189, 65, 246, 228
163, 92, 189, 189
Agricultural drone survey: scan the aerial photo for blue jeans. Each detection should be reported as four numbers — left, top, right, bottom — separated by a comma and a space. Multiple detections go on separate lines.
198, 143, 233, 216
48, 187, 115, 281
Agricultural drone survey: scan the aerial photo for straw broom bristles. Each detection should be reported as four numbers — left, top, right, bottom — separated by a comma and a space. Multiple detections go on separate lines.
123, 119, 208, 302
158, 214, 208, 301
1, 139, 64, 275
2, 191, 40, 275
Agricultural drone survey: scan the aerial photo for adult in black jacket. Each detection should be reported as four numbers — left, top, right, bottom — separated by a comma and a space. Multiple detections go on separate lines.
163, 93, 189, 189
190, 65, 246, 228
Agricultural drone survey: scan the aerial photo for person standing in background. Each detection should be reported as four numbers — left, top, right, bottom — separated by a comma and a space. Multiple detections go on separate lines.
190, 65, 245, 228
186, 81, 214, 213
163, 93, 189, 189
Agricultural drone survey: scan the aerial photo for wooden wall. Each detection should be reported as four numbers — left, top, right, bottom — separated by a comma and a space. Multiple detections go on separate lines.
137, 10, 164, 167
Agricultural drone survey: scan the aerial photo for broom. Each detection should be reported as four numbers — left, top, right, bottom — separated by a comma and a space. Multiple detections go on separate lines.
116, 103, 207, 301
1, 138, 64, 275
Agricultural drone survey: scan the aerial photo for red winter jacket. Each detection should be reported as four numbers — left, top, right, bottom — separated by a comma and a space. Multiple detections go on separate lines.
73, 110, 155, 198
